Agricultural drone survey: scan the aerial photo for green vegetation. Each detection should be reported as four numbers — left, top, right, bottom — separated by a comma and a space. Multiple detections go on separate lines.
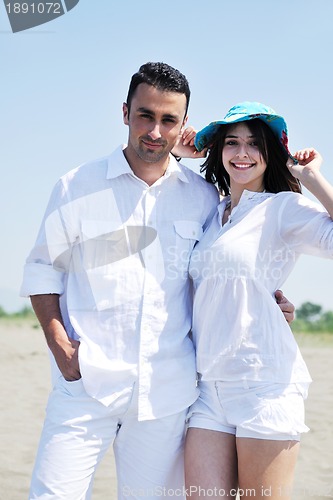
292, 301, 333, 333
0, 301, 332, 333
0, 305, 36, 320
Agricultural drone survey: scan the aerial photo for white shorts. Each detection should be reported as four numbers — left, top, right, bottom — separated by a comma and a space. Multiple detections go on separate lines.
187, 380, 310, 441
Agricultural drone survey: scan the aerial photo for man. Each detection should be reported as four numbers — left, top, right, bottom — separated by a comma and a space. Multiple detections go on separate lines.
21, 62, 293, 499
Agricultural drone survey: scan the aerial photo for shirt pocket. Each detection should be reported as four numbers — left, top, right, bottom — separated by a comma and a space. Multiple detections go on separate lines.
174, 220, 203, 241
80, 220, 148, 310
80, 220, 127, 270
171, 220, 203, 274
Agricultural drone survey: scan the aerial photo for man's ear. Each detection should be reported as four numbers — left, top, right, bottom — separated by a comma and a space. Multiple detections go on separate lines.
180, 115, 188, 134
123, 103, 129, 125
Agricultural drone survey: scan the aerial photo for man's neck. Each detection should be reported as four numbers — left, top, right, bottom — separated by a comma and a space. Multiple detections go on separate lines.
123, 148, 170, 186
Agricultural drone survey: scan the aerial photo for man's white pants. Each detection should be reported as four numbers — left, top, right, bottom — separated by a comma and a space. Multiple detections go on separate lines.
29, 376, 187, 499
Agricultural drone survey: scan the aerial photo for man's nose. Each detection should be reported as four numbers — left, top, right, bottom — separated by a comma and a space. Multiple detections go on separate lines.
148, 123, 162, 140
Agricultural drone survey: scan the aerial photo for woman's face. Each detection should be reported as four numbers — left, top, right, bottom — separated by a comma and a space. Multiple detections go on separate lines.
222, 122, 267, 192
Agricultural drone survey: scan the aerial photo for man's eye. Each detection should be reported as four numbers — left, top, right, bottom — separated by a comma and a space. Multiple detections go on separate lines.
163, 118, 176, 124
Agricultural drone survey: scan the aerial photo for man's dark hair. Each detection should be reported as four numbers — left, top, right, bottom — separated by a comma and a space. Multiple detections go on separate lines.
126, 62, 190, 116
201, 119, 301, 195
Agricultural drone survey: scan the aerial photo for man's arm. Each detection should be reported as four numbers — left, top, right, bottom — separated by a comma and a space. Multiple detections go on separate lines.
275, 290, 295, 324
31, 294, 81, 381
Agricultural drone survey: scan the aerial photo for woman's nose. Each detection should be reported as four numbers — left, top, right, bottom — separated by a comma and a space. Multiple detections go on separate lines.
236, 143, 250, 157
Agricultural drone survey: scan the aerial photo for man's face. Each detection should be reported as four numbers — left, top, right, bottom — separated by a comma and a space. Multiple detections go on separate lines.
123, 83, 188, 165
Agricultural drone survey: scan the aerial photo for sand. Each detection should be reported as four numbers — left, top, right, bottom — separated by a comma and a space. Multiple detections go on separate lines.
0, 320, 332, 500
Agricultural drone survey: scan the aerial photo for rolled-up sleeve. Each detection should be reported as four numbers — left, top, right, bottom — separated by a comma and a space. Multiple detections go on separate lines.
278, 193, 333, 258
20, 262, 65, 297
20, 179, 72, 297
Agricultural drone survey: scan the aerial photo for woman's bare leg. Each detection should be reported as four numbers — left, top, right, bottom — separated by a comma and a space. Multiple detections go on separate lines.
237, 437, 300, 499
185, 428, 238, 499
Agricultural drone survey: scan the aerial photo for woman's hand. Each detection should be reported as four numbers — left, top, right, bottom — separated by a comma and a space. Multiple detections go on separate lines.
287, 148, 323, 183
172, 126, 207, 159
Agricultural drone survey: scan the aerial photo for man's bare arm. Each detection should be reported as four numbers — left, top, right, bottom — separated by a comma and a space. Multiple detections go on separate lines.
31, 294, 81, 381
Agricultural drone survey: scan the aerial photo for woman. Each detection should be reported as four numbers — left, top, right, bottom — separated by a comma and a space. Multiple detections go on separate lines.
185, 102, 333, 499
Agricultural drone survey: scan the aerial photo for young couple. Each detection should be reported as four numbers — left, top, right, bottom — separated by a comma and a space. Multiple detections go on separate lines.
21, 62, 333, 499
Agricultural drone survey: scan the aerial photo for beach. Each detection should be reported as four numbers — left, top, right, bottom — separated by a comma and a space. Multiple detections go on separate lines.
1, 320, 332, 500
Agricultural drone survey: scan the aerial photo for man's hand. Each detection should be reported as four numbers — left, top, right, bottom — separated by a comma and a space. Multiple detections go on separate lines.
172, 127, 207, 159
275, 290, 295, 324
31, 293, 81, 381
50, 335, 81, 381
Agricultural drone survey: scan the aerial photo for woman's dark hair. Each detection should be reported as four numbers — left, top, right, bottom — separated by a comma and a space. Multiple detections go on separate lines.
126, 62, 190, 117
200, 119, 301, 195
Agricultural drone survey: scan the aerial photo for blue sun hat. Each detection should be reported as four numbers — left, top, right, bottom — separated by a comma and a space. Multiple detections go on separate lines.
195, 101, 296, 161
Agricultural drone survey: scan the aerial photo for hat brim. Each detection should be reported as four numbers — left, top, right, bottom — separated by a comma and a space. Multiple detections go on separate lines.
194, 113, 290, 156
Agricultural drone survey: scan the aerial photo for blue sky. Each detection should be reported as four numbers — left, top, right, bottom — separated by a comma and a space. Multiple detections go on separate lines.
1, 0, 333, 312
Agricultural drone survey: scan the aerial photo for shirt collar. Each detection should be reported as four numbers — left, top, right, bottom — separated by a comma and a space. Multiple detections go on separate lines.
106, 145, 133, 179
239, 189, 272, 202
106, 145, 189, 183
217, 190, 273, 221
165, 154, 189, 183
